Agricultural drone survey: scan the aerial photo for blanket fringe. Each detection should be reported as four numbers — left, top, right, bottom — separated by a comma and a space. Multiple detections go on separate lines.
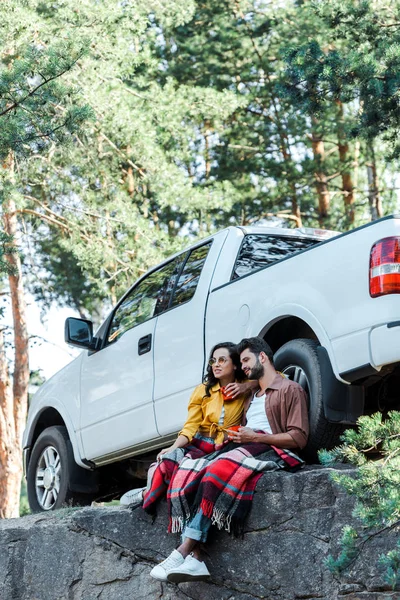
169, 515, 185, 534
210, 507, 233, 533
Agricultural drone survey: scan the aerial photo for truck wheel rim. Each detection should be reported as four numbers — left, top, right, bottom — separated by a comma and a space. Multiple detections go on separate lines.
35, 445, 61, 510
281, 364, 310, 394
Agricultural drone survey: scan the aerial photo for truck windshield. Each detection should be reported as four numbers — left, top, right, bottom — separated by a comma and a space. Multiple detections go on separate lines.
232, 234, 319, 280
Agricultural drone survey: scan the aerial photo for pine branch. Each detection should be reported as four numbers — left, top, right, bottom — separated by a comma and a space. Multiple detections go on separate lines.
0, 53, 85, 118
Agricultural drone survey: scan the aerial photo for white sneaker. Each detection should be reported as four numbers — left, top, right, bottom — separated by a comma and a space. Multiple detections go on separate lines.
119, 486, 146, 506
150, 549, 185, 581
167, 554, 211, 583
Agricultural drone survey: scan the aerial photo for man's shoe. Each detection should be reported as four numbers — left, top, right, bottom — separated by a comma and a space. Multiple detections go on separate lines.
167, 554, 211, 583
150, 550, 185, 581
119, 486, 146, 506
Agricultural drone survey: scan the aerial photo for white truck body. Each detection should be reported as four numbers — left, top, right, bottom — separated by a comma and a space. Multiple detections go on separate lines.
23, 214, 400, 510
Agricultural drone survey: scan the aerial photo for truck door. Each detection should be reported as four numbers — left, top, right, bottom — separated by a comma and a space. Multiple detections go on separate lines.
153, 232, 229, 435
79, 255, 187, 462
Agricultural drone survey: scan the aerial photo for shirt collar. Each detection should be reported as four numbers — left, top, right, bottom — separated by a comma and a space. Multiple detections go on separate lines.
210, 382, 221, 393
266, 372, 286, 391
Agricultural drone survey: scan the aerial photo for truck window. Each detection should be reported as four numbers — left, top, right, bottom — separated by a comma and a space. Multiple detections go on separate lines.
232, 234, 318, 280
171, 242, 212, 307
107, 254, 186, 344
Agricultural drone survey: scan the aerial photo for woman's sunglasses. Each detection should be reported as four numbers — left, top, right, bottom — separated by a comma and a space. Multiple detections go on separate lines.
208, 356, 229, 366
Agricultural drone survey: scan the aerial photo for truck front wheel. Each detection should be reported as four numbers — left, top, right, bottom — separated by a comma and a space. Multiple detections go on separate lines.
273, 338, 345, 462
27, 426, 95, 512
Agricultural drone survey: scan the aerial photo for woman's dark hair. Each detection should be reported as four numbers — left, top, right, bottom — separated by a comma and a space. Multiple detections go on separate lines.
203, 342, 245, 397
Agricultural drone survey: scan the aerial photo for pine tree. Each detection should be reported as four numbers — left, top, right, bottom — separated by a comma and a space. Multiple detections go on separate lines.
282, 0, 400, 222
320, 412, 400, 590
0, 0, 91, 518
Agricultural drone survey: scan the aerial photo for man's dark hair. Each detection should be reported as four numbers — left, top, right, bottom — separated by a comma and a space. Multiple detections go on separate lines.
237, 336, 274, 366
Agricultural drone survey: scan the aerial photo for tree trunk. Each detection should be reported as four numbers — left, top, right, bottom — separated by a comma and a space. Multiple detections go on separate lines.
353, 140, 360, 211
311, 127, 330, 227
279, 141, 302, 227
270, 106, 301, 227
336, 100, 355, 225
0, 328, 21, 518
105, 209, 117, 306
0, 153, 30, 519
366, 143, 382, 221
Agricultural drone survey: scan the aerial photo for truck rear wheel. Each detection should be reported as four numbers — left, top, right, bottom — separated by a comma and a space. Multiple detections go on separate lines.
27, 426, 95, 512
274, 338, 345, 462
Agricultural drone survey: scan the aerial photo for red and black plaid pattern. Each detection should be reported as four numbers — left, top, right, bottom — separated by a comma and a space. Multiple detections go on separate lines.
167, 440, 304, 536
142, 436, 217, 515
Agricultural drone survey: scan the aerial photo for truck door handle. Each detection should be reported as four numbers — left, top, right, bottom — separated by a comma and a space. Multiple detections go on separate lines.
138, 334, 152, 355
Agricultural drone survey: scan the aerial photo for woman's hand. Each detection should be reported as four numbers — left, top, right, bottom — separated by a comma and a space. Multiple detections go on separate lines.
226, 426, 258, 444
156, 434, 189, 462
156, 447, 173, 461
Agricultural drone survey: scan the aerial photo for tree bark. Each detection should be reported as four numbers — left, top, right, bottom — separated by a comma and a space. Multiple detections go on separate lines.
336, 100, 355, 225
366, 143, 383, 221
279, 138, 302, 227
311, 125, 330, 227
0, 153, 30, 518
0, 328, 20, 519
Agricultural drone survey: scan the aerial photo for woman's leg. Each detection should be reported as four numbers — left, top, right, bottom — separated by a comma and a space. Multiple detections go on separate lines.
177, 508, 212, 559
143, 454, 179, 511
163, 510, 212, 582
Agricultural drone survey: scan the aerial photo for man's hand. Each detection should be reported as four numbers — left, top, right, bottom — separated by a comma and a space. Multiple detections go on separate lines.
223, 382, 242, 399
224, 380, 258, 399
226, 426, 258, 444
224, 381, 252, 399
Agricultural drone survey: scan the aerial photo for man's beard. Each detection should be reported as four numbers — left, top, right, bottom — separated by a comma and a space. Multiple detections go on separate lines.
248, 358, 264, 380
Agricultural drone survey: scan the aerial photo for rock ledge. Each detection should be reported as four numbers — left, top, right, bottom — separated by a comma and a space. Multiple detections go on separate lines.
0, 466, 397, 600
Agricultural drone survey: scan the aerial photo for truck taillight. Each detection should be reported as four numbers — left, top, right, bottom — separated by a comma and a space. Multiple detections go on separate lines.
370, 236, 400, 297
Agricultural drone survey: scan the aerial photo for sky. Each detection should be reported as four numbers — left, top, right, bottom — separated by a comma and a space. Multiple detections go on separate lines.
28, 300, 80, 380
4, 293, 80, 382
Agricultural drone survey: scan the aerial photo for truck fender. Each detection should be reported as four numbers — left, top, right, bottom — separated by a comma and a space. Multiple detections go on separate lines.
26, 402, 88, 470
317, 346, 364, 424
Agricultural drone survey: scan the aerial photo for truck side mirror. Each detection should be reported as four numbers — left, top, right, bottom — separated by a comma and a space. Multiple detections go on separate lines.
65, 317, 95, 349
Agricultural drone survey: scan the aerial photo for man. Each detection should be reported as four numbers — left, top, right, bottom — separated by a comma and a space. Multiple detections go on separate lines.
230, 336, 309, 449
158, 336, 309, 583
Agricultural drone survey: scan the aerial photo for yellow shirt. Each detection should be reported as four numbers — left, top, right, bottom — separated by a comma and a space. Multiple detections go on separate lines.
179, 382, 247, 445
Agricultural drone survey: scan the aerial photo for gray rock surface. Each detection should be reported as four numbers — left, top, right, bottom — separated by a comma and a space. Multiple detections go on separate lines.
0, 466, 398, 600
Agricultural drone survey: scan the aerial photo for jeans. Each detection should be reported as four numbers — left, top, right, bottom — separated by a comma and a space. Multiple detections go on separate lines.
181, 508, 212, 543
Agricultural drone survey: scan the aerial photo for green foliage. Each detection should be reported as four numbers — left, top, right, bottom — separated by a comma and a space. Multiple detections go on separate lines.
2, 0, 400, 315
0, 40, 92, 160
19, 480, 30, 517
379, 542, 400, 589
319, 411, 400, 589
0, 230, 17, 277
325, 525, 359, 575
283, 0, 400, 157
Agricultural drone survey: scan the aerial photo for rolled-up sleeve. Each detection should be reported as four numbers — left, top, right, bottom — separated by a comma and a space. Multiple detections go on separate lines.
284, 386, 309, 449
178, 385, 205, 443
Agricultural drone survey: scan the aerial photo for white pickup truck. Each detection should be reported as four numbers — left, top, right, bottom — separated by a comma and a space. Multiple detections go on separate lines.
23, 214, 400, 511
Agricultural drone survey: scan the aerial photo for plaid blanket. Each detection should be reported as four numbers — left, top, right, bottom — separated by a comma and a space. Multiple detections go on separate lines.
142, 435, 304, 536
142, 436, 216, 515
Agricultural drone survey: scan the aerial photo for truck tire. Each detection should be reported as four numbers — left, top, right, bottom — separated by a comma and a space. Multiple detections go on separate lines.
27, 426, 95, 513
273, 338, 345, 462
